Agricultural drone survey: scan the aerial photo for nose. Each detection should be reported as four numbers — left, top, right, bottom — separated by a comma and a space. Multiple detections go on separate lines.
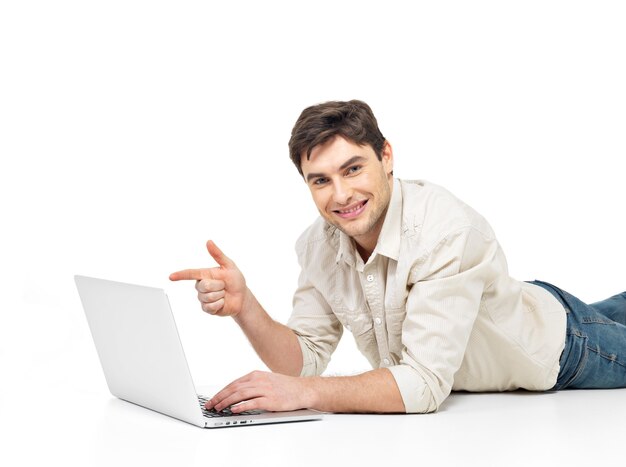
332, 178, 353, 205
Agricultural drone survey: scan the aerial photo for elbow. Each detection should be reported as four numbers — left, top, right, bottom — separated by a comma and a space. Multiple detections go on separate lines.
404, 389, 441, 414
295, 334, 330, 377
388, 364, 447, 414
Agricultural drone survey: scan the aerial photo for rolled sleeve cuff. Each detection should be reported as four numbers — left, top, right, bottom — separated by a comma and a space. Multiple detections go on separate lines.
295, 334, 318, 377
387, 364, 441, 413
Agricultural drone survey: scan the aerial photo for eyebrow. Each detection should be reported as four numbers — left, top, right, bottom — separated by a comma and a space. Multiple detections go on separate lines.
305, 155, 367, 183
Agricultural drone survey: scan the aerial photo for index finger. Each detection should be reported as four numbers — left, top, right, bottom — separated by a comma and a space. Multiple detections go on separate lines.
169, 269, 212, 281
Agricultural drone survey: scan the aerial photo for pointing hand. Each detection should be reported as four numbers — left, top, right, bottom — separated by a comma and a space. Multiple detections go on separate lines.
169, 241, 249, 317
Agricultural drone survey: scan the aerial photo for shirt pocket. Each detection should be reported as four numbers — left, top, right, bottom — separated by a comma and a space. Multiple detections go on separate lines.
333, 305, 373, 335
333, 305, 377, 360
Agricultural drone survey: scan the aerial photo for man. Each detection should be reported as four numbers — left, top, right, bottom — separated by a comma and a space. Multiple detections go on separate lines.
170, 100, 626, 414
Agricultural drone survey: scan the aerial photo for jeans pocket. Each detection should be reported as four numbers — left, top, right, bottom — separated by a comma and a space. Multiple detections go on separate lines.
555, 330, 588, 390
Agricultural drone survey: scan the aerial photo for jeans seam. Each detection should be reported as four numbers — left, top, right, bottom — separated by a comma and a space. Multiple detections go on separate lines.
586, 344, 625, 368
582, 317, 616, 325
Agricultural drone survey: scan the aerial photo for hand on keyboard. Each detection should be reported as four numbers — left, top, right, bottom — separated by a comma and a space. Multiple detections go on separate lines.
198, 396, 263, 418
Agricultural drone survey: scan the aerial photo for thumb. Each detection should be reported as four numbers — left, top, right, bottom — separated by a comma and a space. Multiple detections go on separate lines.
206, 240, 235, 268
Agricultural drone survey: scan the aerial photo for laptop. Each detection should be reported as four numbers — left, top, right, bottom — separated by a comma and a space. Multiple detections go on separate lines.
75, 275, 323, 428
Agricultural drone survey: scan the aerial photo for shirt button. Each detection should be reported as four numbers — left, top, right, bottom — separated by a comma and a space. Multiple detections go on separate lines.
383, 358, 390, 366
346, 324, 352, 332
375, 317, 382, 325
366, 274, 374, 282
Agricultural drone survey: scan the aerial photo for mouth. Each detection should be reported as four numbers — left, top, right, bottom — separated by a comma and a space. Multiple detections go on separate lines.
333, 200, 368, 219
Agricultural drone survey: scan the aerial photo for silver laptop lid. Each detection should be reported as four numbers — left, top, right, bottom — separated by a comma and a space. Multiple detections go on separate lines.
75, 275, 205, 427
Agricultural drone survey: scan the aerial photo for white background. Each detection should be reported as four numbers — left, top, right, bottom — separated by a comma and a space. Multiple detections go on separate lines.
1, 1, 625, 466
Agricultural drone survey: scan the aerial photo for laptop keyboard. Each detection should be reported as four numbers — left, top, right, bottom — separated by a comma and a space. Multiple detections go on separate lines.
198, 395, 264, 418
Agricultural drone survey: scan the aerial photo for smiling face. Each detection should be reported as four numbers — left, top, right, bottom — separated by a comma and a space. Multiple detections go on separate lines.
301, 135, 394, 259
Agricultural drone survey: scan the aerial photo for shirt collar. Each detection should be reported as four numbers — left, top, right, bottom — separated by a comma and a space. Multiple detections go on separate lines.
336, 227, 356, 267
374, 177, 402, 262
334, 178, 402, 266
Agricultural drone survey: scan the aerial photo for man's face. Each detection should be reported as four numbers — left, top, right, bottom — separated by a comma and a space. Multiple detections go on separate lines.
301, 135, 394, 255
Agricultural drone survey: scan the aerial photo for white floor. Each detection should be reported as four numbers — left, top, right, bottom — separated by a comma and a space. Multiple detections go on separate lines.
3, 379, 624, 467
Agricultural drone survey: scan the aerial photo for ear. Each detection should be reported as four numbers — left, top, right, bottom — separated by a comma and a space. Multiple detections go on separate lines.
381, 140, 394, 176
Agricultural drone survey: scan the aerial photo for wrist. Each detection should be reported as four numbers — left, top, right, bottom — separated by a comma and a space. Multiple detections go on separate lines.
233, 287, 258, 325
303, 376, 322, 410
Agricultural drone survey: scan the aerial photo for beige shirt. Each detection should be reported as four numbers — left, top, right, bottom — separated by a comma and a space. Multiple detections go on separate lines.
287, 178, 567, 413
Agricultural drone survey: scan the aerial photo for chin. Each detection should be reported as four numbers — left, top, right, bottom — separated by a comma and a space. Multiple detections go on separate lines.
334, 219, 369, 239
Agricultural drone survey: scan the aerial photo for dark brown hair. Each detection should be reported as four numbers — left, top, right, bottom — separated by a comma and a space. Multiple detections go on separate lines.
288, 100, 386, 176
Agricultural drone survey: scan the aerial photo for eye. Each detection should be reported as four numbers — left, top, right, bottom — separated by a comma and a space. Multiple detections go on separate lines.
346, 165, 362, 175
313, 177, 329, 186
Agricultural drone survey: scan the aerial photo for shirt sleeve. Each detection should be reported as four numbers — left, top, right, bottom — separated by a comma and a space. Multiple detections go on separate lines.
387, 226, 501, 413
286, 266, 344, 377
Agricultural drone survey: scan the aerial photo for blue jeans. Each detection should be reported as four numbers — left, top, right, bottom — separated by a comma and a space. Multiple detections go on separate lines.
527, 280, 626, 390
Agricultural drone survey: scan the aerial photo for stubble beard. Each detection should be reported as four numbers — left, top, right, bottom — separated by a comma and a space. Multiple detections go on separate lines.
326, 178, 392, 243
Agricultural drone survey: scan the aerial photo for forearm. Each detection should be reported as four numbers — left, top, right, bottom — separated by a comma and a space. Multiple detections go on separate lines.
207, 367, 406, 415
306, 368, 405, 413
233, 289, 303, 376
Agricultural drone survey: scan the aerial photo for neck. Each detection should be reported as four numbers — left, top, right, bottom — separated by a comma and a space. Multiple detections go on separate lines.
356, 242, 373, 263
354, 220, 384, 263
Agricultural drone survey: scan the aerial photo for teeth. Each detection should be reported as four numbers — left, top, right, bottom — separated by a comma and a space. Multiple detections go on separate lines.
339, 202, 364, 213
